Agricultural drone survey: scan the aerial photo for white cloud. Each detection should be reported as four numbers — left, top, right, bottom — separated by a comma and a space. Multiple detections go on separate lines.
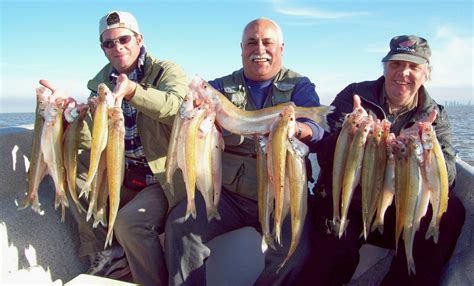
275, 6, 370, 19
430, 26, 473, 88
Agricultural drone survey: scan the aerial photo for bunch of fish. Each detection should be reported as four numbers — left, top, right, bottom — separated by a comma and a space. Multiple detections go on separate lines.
332, 95, 449, 274
20, 85, 88, 222
78, 83, 125, 248
165, 76, 333, 268
22, 81, 125, 248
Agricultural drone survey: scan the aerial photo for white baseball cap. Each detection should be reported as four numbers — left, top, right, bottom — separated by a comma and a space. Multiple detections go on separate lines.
99, 11, 140, 37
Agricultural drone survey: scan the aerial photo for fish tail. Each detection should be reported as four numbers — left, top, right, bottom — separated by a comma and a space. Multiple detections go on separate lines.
371, 219, 384, 235
207, 207, 221, 222
262, 234, 276, 251
338, 218, 349, 238
18, 195, 41, 214
60, 204, 66, 223
162, 182, 175, 196
86, 200, 95, 222
68, 185, 86, 213
274, 223, 282, 246
407, 255, 416, 276
185, 199, 196, 220
93, 208, 108, 228
362, 221, 369, 241
54, 191, 68, 223
79, 180, 91, 199
75, 199, 87, 214
105, 229, 114, 249
425, 224, 439, 243
276, 257, 289, 274
54, 191, 69, 210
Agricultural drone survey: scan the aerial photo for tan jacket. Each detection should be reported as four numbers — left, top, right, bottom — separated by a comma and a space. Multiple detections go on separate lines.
81, 52, 188, 210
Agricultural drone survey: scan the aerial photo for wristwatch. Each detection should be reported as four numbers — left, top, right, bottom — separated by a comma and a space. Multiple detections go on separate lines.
296, 122, 302, 137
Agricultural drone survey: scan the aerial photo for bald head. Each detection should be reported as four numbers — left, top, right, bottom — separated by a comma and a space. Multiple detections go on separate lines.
241, 18, 284, 46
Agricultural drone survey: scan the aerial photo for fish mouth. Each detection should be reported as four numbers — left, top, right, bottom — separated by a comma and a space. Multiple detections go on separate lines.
250, 54, 271, 62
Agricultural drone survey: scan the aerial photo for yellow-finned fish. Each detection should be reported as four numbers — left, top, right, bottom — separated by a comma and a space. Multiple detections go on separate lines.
41, 97, 69, 222
104, 100, 125, 248
190, 77, 333, 135
20, 87, 49, 212
80, 84, 109, 199
93, 158, 108, 228
177, 106, 207, 220
279, 137, 308, 270
402, 135, 424, 275
369, 121, 390, 229
268, 105, 295, 244
211, 125, 224, 212
87, 151, 107, 223
339, 117, 371, 238
361, 119, 377, 240
195, 112, 220, 221
371, 133, 396, 234
256, 136, 275, 251
419, 112, 449, 243
63, 104, 89, 214
393, 138, 408, 251
164, 98, 193, 194
332, 95, 367, 231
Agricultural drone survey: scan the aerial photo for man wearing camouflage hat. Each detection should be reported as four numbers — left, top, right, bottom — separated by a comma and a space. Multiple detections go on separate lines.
297, 35, 465, 284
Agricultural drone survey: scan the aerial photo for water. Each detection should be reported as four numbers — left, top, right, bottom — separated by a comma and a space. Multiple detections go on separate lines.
446, 106, 474, 166
0, 112, 35, 128
0, 107, 473, 165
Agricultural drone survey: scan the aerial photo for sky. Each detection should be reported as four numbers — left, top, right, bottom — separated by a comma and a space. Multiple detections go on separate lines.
1, 0, 473, 113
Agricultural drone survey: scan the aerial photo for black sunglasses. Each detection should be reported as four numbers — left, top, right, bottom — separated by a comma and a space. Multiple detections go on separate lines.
101, 35, 133, 49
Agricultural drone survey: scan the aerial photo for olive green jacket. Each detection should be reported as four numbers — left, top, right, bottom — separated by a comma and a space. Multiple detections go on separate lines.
81, 52, 188, 210
215, 67, 303, 201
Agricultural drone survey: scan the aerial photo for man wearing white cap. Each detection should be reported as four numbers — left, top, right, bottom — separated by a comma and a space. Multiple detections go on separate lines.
68, 10, 188, 285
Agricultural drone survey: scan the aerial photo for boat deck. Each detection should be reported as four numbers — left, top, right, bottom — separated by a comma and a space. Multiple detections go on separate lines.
1, 126, 473, 285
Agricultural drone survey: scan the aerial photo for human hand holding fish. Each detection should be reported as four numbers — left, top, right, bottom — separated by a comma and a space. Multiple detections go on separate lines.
113, 73, 136, 102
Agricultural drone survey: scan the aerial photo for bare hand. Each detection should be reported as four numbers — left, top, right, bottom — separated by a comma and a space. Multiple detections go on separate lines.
39, 79, 68, 100
114, 74, 137, 101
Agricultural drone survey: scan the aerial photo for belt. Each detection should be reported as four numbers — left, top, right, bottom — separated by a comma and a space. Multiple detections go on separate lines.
224, 149, 257, 159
